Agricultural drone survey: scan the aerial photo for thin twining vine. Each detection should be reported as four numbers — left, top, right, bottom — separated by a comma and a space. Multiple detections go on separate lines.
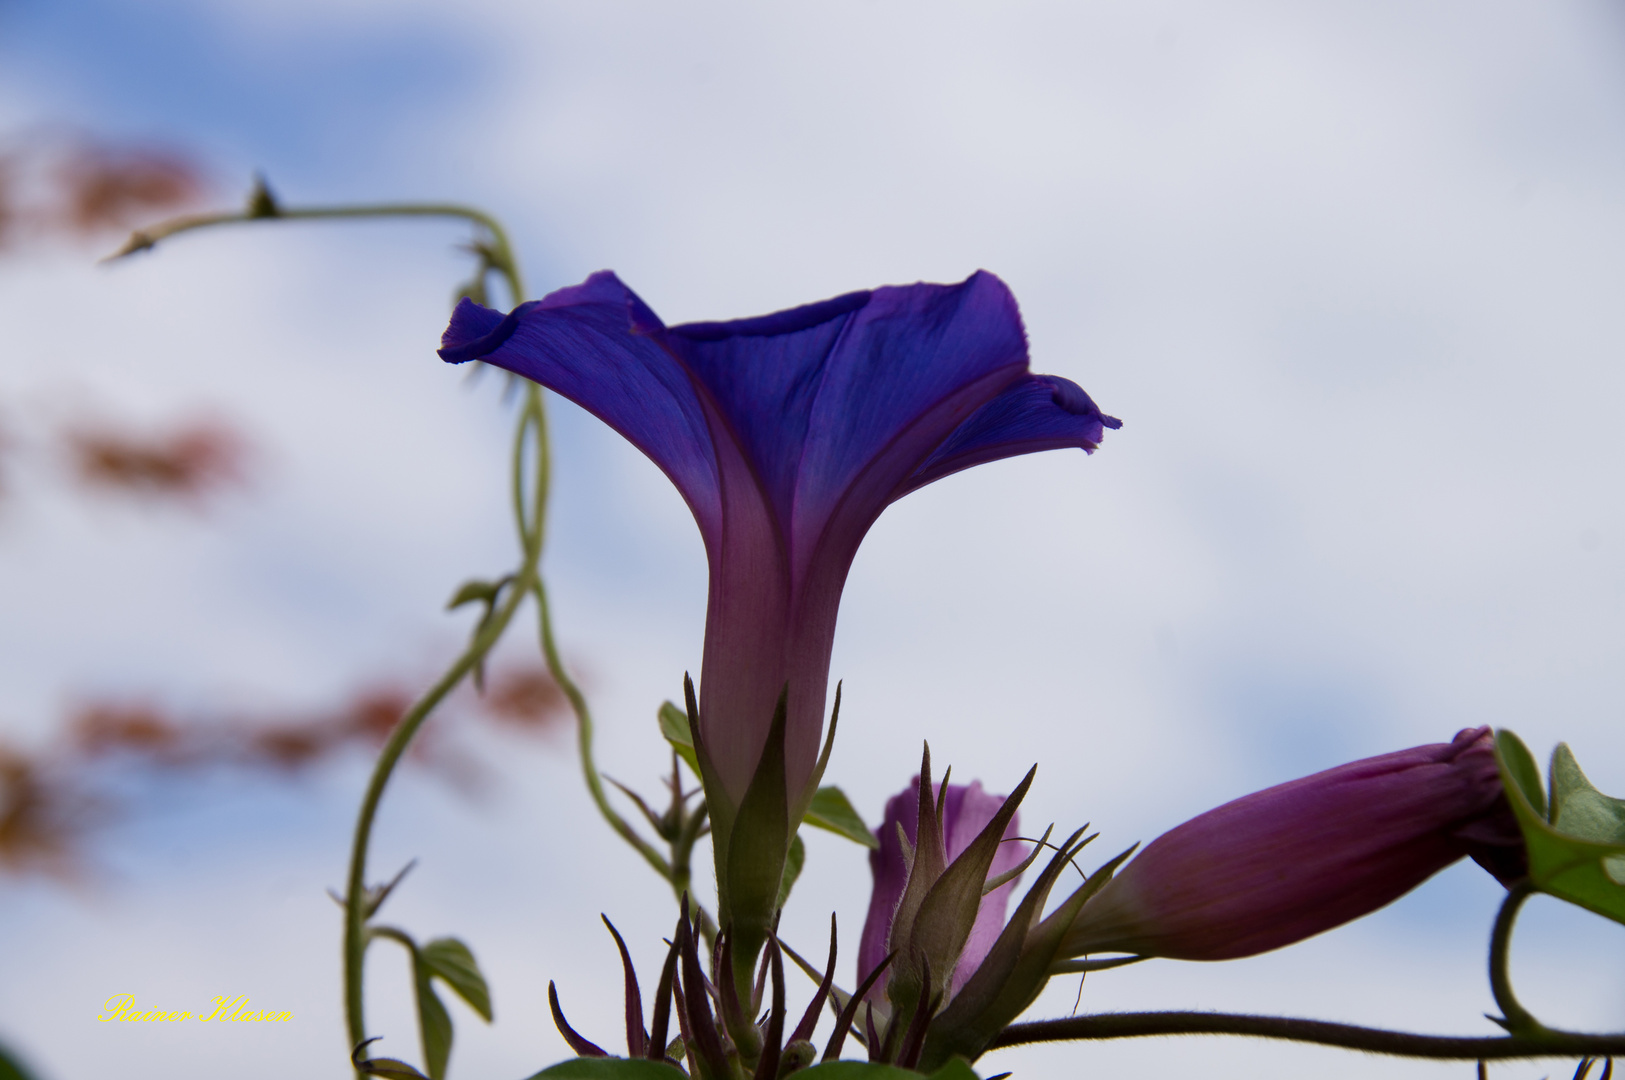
112, 180, 712, 1066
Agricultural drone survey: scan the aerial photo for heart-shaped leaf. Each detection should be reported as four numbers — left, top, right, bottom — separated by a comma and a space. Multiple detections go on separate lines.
412, 952, 454, 1080
422, 938, 492, 1023
804, 787, 878, 849
657, 702, 700, 776
792, 1058, 982, 1079
1495, 730, 1625, 925
528, 1058, 690, 1080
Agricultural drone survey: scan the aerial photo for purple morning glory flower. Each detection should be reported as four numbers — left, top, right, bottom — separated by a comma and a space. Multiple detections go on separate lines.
439, 271, 1118, 811
1062, 726, 1527, 961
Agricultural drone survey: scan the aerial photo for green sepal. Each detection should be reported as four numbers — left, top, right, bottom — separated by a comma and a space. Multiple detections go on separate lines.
904, 768, 1035, 1006
683, 675, 736, 877
920, 831, 1080, 1067
920, 831, 1131, 1071
792, 1058, 981, 1079
724, 687, 793, 985
1495, 730, 1625, 925
527, 1058, 690, 1080
777, 832, 807, 911
411, 950, 454, 1080
657, 701, 701, 777
805, 786, 878, 849
885, 746, 949, 1002
791, 682, 843, 830
422, 937, 493, 1022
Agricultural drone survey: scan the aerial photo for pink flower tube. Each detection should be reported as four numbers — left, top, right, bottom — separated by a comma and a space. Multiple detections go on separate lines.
1064, 727, 1526, 961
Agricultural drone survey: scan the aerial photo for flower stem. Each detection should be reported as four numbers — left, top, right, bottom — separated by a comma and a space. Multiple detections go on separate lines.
120, 192, 538, 1067
1489, 881, 1549, 1038
343, 385, 548, 1056
532, 577, 674, 881
990, 1012, 1625, 1060
108, 198, 522, 284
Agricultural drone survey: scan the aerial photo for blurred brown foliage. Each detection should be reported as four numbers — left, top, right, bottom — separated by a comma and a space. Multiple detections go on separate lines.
64, 416, 248, 503
0, 132, 206, 250
54, 144, 203, 235
0, 746, 97, 880
481, 666, 571, 733
0, 129, 582, 886
0, 664, 573, 881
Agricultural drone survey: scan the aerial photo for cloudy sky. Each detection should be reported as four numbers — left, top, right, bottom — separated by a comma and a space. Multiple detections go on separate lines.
1, 1, 1624, 1078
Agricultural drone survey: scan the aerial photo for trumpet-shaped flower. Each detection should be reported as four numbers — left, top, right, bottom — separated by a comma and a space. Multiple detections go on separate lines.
1062, 726, 1527, 961
439, 272, 1118, 813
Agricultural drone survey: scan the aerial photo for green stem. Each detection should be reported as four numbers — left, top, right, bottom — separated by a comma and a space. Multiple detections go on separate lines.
990, 1012, 1625, 1060
519, 377, 672, 880
368, 925, 418, 953
344, 389, 547, 1054
342, 575, 532, 1051
125, 190, 561, 1074
533, 578, 674, 881
1489, 881, 1549, 1037
109, 200, 523, 292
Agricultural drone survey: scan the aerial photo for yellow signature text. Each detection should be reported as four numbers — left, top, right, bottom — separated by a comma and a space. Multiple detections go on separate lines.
97, 994, 292, 1022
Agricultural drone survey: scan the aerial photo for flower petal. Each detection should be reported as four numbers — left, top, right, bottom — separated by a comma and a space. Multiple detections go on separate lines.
900, 375, 1123, 497
438, 272, 723, 539
655, 271, 1031, 587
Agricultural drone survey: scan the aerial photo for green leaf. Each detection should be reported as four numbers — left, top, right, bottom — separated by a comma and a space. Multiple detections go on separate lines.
777, 832, 806, 911
422, 938, 493, 1022
412, 950, 454, 1080
793, 1060, 982, 1079
1550, 744, 1625, 846
804, 786, 879, 849
446, 578, 502, 611
657, 701, 700, 776
528, 1059, 690, 1080
0, 1040, 42, 1080
1495, 730, 1547, 819
1495, 730, 1625, 926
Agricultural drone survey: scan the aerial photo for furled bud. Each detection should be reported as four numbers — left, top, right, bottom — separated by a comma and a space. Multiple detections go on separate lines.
859, 769, 1029, 1002
1063, 726, 1526, 961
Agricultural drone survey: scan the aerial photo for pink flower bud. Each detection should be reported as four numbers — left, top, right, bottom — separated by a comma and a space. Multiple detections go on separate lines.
859, 779, 1027, 998
1064, 727, 1526, 961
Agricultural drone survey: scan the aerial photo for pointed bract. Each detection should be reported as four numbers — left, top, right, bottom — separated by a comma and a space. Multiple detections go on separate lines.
861, 760, 1030, 1004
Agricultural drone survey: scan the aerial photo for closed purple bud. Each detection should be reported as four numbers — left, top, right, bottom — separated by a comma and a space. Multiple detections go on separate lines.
859, 779, 1027, 998
1064, 726, 1527, 961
